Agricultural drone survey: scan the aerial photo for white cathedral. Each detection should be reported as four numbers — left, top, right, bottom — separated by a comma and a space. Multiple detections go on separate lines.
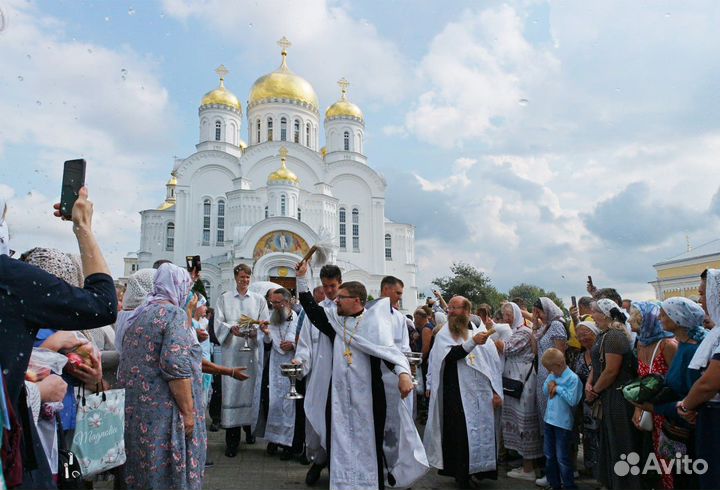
124, 38, 418, 310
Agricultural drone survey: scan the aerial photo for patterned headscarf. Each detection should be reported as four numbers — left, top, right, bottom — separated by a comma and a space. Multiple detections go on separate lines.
22, 247, 84, 287
0, 197, 9, 256
594, 298, 627, 322
122, 268, 155, 310
539, 297, 564, 324
661, 297, 707, 343
126, 263, 193, 328
505, 302, 525, 330
633, 300, 674, 346
576, 320, 600, 336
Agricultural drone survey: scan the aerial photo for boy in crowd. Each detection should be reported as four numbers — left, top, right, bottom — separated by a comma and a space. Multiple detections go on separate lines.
541, 348, 583, 490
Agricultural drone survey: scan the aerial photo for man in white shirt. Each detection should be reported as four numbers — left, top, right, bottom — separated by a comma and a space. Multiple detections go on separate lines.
215, 264, 270, 457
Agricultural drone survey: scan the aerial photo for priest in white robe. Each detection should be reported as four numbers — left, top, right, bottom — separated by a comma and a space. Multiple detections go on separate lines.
424, 296, 504, 489
294, 266, 342, 485
294, 260, 428, 490
253, 288, 299, 456
214, 264, 270, 457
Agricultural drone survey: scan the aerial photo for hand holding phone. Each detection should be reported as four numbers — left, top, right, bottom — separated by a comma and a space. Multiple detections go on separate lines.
186, 255, 202, 275
59, 159, 86, 220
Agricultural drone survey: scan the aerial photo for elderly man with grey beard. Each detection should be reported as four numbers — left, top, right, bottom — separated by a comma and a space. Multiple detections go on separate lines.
254, 287, 299, 459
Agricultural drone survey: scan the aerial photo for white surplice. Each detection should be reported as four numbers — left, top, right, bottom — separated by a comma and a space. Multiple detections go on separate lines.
215, 288, 270, 428
301, 287, 428, 490
254, 315, 298, 446
424, 322, 504, 475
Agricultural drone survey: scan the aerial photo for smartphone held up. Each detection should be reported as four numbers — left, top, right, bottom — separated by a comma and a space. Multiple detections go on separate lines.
59, 159, 86, 219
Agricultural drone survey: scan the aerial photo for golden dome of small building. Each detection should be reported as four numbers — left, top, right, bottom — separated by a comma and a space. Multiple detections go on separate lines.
249, 37, 319, 112
157, 173, 178, 210
325, 78, 363, 122
267, 147, 299, 186
200, 65, 242, 111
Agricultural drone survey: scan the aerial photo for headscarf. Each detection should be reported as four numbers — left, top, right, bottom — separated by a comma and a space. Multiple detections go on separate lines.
690, 269, 720, 369
539, 297, 564, 324
633, 300, 674, 346
0, 197, 9, 256
505, 302, 525, 330
114, 268, 156, 354
122, 268, 155, 310
576, 320, 600, 337
660, 297, 706, 343
594, 298, 627, 322
23, 247, 83, 287
126, 263, 193, 328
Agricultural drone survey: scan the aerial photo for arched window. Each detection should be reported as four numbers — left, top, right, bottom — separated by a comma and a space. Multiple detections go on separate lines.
216, 200, 225, 245
202, 199, 211, 245
343, 131, 350, 151
385, 234, 392, 260
215, 121, 222, 141
267, 117, 274, 141
280, 117, 287, 141
339, 207, 347, 250
280, 194, 287, 216
297, 208, 302, 221
265, 205, 269, 219
293, 119, 300, 143
166, 222, 175, 251
306, 122, 311, 147
202, 279, 211, 304
256, 119, 261, 143
352, 208, 359, 251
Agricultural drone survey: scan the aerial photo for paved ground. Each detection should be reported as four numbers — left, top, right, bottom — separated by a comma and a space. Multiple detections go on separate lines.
202, 425, 602, 490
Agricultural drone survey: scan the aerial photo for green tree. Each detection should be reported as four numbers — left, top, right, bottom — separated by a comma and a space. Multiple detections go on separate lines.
432, 262, 506, 310
507, 283, 565, 311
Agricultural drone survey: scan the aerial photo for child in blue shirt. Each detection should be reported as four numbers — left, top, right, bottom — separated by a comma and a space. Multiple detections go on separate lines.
542, 348, 583, 490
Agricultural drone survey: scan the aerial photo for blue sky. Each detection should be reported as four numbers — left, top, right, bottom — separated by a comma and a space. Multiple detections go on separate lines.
2, 0, 720, 301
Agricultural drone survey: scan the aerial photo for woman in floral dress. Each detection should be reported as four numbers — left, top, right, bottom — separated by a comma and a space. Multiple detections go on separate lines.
117, 264, 206, 490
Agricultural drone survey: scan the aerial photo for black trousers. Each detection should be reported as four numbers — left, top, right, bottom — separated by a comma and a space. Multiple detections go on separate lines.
225, 426, 253, 449
209, 373, 222, 424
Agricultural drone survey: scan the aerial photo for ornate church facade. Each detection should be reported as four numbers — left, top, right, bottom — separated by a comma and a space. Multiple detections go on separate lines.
124, 38, 418, 310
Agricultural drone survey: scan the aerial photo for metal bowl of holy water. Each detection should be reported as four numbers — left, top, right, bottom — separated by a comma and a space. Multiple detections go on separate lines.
238, 324, 254, 351
280, 363, 304, 400
405, 352, 423, 386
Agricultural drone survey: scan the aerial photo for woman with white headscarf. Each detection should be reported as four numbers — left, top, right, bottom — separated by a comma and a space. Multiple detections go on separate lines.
114, 268, 156, 354
117, 263, 206, 490
501, 302, 542, 481
586, 299, 640, 489
531, 298, 568, 430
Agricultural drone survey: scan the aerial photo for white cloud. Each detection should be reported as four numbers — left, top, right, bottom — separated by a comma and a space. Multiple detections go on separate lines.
403, 5, 560, 148
161, 0, 411, 106
0, 0, 176, 275
413, 157, 477, 191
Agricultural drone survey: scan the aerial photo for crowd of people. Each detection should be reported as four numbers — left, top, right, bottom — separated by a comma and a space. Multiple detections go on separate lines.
1, 190, 720, 490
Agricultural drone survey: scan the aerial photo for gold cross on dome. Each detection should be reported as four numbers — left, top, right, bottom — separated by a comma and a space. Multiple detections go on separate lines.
278, 146, 288, 160
277, 36, 292, 55
215, 64, 229, 86
337, 78, 349, 100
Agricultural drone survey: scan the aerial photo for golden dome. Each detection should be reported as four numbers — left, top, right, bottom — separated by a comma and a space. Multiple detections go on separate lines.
267, 147, 299, 185
200, 65, 242, 111
325, 78, 363, 121
249, 37, 319, 111
158, 173, 177, 210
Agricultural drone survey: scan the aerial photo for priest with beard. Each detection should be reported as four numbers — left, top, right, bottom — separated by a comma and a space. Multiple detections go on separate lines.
424, 296, 504, 489
253, 288, 299, 458
293, 260, 428, 490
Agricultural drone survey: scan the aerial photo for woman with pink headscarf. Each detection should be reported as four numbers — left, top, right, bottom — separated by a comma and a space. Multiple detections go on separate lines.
117, 263, 206, 490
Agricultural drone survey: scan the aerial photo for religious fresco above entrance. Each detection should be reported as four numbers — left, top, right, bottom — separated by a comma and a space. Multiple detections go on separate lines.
253, 230, 310, 261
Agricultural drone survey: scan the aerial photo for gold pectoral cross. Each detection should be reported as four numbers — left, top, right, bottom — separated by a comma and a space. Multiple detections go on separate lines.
467, 354, 476, 366
343, 347, 353, 366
